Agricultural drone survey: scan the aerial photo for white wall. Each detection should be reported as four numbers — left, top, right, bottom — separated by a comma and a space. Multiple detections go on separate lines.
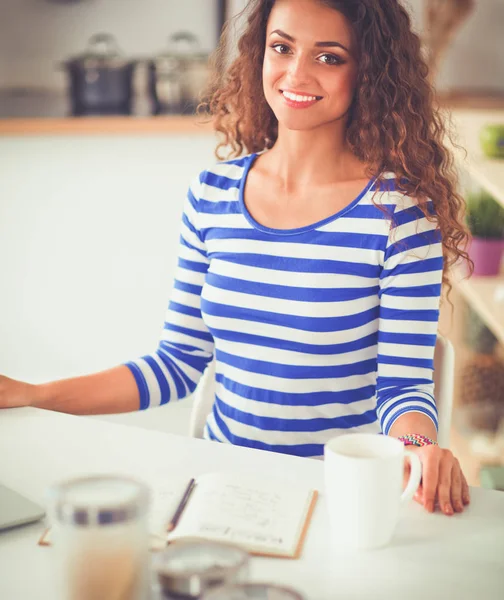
0, 0, 219, 90
0, 134, 216, 384
404, 0, 504, 92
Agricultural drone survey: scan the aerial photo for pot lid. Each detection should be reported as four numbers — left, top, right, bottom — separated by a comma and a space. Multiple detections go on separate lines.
156, 31, 209, 62
66, 33, 132, 67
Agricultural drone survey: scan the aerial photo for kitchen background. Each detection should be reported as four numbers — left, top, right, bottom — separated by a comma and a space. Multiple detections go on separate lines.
1, 1, 504, 488
0, 0, 503, 117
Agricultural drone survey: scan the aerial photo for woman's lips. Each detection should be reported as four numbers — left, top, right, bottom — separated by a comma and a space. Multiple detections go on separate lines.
280, 89, 323, 109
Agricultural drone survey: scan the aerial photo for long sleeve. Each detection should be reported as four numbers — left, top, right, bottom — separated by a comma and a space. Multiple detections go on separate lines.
125, 174, 214, 409
376, 197, 443, 435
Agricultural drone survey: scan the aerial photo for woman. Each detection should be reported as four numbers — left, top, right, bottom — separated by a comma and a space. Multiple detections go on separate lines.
0, 0, 471, 515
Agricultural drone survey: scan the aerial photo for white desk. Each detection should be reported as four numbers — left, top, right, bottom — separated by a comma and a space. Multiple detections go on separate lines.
1, 408, 503, 600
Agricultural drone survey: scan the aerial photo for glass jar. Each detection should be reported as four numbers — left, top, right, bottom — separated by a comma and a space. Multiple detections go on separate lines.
48, 475, 150, 600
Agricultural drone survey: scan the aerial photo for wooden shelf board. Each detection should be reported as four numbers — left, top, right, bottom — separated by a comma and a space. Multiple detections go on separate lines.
0, 115, 215, 136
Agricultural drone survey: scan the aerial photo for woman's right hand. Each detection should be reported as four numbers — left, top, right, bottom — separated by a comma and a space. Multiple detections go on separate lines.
0, 375, 37, 409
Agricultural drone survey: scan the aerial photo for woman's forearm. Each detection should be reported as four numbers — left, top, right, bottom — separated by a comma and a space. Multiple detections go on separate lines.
33, 365, 140, 415
388, 412, 438, 441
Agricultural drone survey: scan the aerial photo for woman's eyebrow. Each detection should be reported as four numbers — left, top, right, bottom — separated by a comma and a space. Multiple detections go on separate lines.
269, 29, 350, 53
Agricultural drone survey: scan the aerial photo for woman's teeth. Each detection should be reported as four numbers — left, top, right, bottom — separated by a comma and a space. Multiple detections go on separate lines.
282, 91, 320, 102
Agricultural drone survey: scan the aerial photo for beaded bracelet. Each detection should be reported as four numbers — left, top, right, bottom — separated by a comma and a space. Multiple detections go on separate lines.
397, 433, 438, 447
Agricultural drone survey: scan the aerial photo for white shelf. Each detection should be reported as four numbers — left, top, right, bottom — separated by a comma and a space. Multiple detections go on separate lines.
449, 108, 504, 208
453, 272, 504, 346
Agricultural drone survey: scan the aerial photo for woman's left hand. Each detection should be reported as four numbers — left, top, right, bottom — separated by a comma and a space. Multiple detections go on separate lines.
406, 445, 471, 515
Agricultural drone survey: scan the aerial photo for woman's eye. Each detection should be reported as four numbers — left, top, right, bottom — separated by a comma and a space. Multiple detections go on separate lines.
318, 54, 343, 66
271, 43, 291, 55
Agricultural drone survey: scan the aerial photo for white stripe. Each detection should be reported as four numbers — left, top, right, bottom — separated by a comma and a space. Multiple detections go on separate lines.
151, 353, 178, 402
384, 243, 442, 269
216, 362, 377, 394
160, 329, 214, 354
381, 269, 442, 289
175, 266, 207, 287
202, 282, 379, 319
378, 363, 433, 380
198, 212, 251, 230
216, 337, 377, 367
380, 294, 440, 311
213, 401, 380, 447
378, 342, 434, 360
170, 287, 201, 309
203, 312, 379, 345
178, 243, 209, 264
206, 237, 384, 265
180, 222, 206, 254
164, 309, 210, 335
317, 216, 390, 236
207, 162, 246, 180
209, 259, 377, 288
215, 381, 376, 419
200, 183, 240, 203
391, 217, 437, 244
134, 358, 162, 408
379, 319, 438, 335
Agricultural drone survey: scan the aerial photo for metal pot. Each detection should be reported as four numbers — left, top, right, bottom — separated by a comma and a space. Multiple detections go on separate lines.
62, 33, 137, 116
148, 32, 211, 115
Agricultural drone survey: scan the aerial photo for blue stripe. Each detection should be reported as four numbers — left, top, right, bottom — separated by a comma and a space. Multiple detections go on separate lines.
163, 322, 214, 344
210, 329, 378, 356
215, 394, 377, 432
216, 349, 377, 379
203, 172, 242, 190
201, 300, 380, 332
168, 301, 202, 320
216, 373, 376, 406
385, 284, 442, 298
125, 362, 150, 410
381, 256, 443, 278
385, 230, 442, 259
204, 227, 388, 248
378, 332, 436, 347
206, 272, 380, 301
380, 307, 439, 321
211, 408, 326, 457
377, 354, 434, 370
210, 254, 381, 278
199, 199, 243, 214
144, 355, 172, 404
178, 258, 209, 274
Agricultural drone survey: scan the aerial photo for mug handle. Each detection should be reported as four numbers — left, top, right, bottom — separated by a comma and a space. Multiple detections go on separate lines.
400, 450, 422, 504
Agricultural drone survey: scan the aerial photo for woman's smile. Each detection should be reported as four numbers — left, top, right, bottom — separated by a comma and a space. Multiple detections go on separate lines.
280, 89, 323, 109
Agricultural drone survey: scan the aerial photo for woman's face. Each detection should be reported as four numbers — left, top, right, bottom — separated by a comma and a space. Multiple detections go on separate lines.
263, 0, 359, 132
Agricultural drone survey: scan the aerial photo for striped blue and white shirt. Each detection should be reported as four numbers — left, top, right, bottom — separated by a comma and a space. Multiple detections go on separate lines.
126, 153, 443, 458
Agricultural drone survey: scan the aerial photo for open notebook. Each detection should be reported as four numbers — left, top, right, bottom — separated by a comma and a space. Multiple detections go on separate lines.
39, 472, 318, 559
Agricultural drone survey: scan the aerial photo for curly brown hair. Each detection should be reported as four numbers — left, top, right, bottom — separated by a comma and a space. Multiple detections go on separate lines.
201, 0, 471, 289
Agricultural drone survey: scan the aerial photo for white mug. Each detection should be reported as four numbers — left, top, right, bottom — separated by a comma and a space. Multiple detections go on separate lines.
324, 433, 422, 551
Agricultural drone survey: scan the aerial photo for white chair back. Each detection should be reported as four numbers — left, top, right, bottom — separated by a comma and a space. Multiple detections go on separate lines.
188, 358, 216, 439
433, 334, 455, 448
188, 335, 455, 447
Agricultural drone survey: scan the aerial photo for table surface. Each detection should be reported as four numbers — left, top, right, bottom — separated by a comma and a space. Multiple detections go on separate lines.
1, 407, 504, 600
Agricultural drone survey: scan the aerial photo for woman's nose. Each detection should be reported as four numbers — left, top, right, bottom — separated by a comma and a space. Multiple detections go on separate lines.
286, 55, 312, 87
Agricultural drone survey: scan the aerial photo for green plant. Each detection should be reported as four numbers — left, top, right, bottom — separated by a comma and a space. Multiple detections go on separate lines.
466, 190, 504, 239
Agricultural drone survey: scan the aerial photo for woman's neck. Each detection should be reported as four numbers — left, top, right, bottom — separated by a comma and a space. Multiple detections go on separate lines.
264, 123, 367, 193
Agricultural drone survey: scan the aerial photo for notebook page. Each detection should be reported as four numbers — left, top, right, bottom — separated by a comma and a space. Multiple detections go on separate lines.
168, 472, 314, 556
145, 474, 192, 538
